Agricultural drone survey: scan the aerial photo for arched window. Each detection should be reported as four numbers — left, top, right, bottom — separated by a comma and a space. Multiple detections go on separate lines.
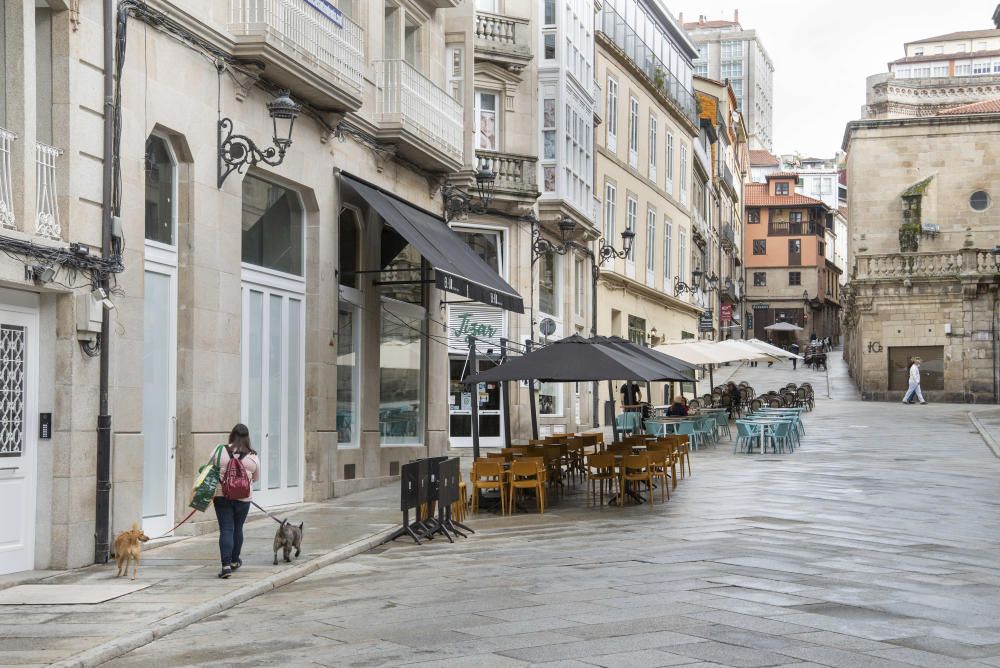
241, 174, 304, 276
144, 135, 176, 245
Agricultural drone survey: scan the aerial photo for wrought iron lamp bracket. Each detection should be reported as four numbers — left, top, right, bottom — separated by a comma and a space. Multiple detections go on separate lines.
218, 117, 287, 188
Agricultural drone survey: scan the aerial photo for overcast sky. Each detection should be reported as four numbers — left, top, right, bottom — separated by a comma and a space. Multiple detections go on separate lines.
675, 1, 996, 157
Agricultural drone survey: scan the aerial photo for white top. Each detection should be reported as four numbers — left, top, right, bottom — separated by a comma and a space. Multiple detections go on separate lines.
909, 364, 920, 384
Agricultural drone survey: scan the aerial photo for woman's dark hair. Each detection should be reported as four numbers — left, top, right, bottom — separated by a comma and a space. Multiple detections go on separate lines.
228, 423, 256, 456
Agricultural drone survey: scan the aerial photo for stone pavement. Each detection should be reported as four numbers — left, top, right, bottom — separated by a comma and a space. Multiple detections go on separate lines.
103, 350, 1000, 667
0, 485, 399, 667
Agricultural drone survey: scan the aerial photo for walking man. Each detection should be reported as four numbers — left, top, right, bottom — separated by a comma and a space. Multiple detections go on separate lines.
902, 357, 927, 404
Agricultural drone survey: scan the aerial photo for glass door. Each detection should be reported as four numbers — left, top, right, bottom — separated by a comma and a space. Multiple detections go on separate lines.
448, 357, 504, 448
241, 281, 304, 506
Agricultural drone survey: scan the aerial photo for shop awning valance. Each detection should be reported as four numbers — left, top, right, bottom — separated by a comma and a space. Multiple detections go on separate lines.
342, 174, 524, 313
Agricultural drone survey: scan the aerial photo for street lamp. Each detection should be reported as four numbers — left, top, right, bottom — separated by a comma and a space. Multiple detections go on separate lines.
595, 227, 635, 263
992, 245, 1000, 269
674, 265, 710, 296
532, 217, 579, 259
442, 161, 498, 221
218, 89, 301, 188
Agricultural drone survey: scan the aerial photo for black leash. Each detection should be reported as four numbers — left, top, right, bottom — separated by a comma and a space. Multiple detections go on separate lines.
251, 500, 286, 525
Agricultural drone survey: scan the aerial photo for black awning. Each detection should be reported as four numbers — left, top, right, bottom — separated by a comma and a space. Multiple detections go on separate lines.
342, 174, 524, 313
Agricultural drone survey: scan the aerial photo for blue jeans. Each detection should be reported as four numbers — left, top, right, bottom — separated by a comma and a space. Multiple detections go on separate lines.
214, 497, 251, 566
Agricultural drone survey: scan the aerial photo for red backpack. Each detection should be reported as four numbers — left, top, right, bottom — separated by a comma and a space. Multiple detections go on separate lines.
220, 445, 251, 500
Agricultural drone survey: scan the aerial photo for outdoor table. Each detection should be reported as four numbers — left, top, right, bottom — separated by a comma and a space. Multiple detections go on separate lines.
609, 453, 647, 505
741, 417, 795, 454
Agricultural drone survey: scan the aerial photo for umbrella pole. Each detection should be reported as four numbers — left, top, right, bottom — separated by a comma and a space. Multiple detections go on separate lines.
467, 336, 481, 460
608, 380, 621, 444
526, 340, 539, 440
709, 365, 715, 392
500, 338, 512, 449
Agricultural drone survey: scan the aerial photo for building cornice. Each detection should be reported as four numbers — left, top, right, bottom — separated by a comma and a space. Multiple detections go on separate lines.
598, 272, 703, 316
843, 112, 1000, 151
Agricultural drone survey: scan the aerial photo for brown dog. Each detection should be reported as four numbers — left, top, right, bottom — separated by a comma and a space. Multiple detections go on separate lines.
114, 522, 150, 580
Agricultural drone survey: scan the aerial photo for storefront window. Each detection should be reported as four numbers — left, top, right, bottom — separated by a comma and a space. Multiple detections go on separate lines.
888, 346, 944, 392
339, 208, 360, 288
379, 303, 423, 445
539, 381, 562, 416
380, 241, 424, 305
539, 251, 558, 316
337, 307, 358, 447
242, 174, 303, 276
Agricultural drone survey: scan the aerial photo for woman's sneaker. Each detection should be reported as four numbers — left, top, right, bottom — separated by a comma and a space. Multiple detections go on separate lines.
230, 559, 242, 571
218, 565, 232, 579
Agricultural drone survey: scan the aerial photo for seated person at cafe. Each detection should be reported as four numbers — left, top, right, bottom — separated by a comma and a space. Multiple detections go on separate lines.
620, 382, 642, 408
666, 396, 688, 416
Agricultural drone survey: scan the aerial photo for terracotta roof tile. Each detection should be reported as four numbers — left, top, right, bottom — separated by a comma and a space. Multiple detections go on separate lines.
749, 149, 779, 166
765, 171, 800, 179
936, 98, 1000, 115
744, 183, 828, 208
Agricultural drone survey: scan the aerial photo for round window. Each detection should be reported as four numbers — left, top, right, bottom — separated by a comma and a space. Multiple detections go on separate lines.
970, 190, 991, 211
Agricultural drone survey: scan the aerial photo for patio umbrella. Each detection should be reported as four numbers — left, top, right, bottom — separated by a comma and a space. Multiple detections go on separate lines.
468, 334, 695, 383
742, 338, 804, 360
715, 339, 778, 361
764, 321, 804, 332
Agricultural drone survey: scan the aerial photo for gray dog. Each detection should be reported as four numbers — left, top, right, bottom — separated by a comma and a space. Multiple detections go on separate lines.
273, 520, 304, 565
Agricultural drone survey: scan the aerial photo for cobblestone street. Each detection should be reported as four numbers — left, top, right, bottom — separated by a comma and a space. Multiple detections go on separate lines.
101, 354, 1000, 667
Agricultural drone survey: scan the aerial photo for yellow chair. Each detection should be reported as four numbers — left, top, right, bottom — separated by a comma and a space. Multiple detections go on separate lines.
646, 449, 671, 503
509, 460, 545, 514
586, 452, 618, 505
452, 480, 468, 522
471, 459, 507, 515
620, 454, 654, 506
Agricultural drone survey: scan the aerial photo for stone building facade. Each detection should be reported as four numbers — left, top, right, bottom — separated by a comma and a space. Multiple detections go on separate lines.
593, 0, 701, 410
0, 0, 533, 574
842, 111, 1000, 402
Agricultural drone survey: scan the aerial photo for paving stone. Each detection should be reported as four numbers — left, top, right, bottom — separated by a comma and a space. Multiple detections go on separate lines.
665, 641, 800, 667
581, 649, 700, 667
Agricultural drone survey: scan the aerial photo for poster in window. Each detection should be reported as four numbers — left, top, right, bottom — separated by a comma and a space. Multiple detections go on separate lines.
461, 392, 472, 411
478, 110, 496, 150
543, 166, 556, 192
543, 98, 556, 128
543, 131, 556, 160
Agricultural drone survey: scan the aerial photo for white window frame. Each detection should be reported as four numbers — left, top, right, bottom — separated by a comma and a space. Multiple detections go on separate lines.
628, 95, 639, 168
574, 255, 586, 317
475, 89, 500, 151
666, 132, 674, 195
603, 182, 617, 259
538, 249, 562, 321
679, 145, 689, 207
662, 217, 673, 292
648, 113, 657, 182
446, 45, 463, 101
606, 76, 618, 152
337, 284, 362, 449
645, 207, 656, 286
625, 196, 637, 278
378, 295, 427, 447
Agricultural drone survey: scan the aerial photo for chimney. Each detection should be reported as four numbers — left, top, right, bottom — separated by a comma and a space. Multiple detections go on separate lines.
678, 11, 683, 23
734, 9, 740, 23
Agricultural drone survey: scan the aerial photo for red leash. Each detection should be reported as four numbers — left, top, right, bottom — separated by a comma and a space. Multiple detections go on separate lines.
151, 508, 198, 539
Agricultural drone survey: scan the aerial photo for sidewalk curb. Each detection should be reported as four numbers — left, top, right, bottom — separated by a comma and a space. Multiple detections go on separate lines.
50, 525, 399, 668
968, 411, 1000, 459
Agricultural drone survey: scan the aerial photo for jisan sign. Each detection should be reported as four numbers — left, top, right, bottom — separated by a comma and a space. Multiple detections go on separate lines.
304, 0, 344, 27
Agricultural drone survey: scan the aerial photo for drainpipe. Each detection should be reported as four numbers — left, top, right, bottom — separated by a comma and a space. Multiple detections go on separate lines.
94, 0, 116, 564
591, 254, 599, 427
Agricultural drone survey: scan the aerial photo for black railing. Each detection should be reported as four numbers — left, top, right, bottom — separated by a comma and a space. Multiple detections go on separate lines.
768, 220, 824, 236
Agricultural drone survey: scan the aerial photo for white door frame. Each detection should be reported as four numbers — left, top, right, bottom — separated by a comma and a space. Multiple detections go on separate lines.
448, 356, 505, 449
0, 296, 39, 575
142, 248, 177, 537
240, 266, 306, 507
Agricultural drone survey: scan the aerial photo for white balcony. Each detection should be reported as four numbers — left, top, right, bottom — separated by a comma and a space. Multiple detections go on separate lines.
229, 0, 364, 111
0, 128, 15, 230
374, 59, 464, 172
35, 142, 61, 239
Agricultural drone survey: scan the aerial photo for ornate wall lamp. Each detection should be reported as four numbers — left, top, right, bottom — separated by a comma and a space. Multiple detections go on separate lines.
674, 266, 719, 296
218, 90, 301, 188
441, 162, 497, 221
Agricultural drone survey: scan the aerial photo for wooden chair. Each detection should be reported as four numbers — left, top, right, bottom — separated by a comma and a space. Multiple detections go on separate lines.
673, 436, 692, 478
509, 460, 545, 514
620, 454, 654, 506
646, 449, 671, 503
649, 441, 679, 489
586, 452, 618, 505
452, 480, 468, 522
470, 459, 506, 515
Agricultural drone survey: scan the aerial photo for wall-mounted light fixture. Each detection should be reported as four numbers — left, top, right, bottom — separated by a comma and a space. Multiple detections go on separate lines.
442, 162, 497, 221
218, 90, 301, 188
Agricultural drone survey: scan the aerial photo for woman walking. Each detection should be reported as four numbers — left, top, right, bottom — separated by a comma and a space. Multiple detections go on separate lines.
902, 357, 927, 405
214, 424, 260, 578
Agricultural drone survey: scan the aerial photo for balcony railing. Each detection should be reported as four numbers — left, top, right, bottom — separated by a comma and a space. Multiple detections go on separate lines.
0, 128, 15, 230
693, 139, 711, 178
768, 220, 824, 237
475, 150, 537, 199
722, 162, 737, 194
854, 249, 997, 281
474, 11, 531, 64
229, 0, 364, 109
374, 59, 464, 168
721, 223, 735, 249
596, 3, 698, 128
35, 142, 61, 239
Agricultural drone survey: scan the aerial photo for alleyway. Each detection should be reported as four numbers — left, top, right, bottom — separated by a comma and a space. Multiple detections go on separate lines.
102, 352, 1000, 667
